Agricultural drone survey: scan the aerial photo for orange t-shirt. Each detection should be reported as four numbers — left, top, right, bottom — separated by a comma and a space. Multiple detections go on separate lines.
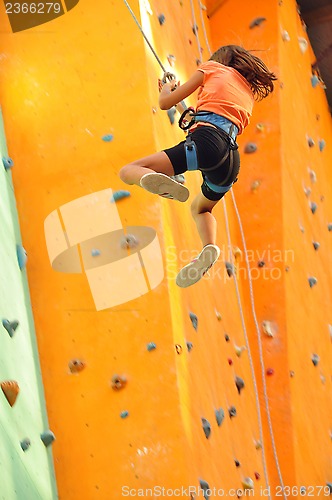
196, 61, 254, 134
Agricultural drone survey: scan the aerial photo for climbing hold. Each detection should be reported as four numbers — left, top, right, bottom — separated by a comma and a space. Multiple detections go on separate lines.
215, 408, 224, 426
249, 17, 266, 29
235, 376, 245, 394
120, 234, 138, 249
281, 30, 290, 41
111, 190, 130, 202
91, 249, 101, 257
2, 319, 19, 338
290, 370, 295, 377
233, 246, 242, 263
299, 223, 305, 233
120, 410, 129, 419
308, 276, 317, 288
199, 480, 210, 500
16, 245, 27, 270
234, 345, 245, 357
266, 368, 274, 376
255, 440, 262, 450
192, 24, 198, 35
40, 430, 56, 447
307, 137, 315, 148
256, 122, 265, 132
147, 342, 156, 351
186, 341, 193, 352
175, 344, 182, 355
298, 37, 308, 53
189, 312, 198, 331
225, 261, 235, 277
254, 472, 260, 480
328, 223, 332, 231
201, 418, 211, 439
225, 334, 230, 342
102, 134, 113, 142
167, 107, 176, 125
158, 13, 165, 25
228, 358, 233, 366
20, 438, 31, 452
311, 353, 320, 366
318, 139, 326, 151
228, 406, 237, 418
310, 201, 317, 214
251, 180, 261, 192
2, 157, 14, 170
308, 168, 317, 182
242, 477, 254, 490
311, 74, 319, 88
1, 381, 19, 407
262, 320, 275, 338
304, 186, 311, 197
312, 241, 320, 251
326, 483, 332, 494
196, 58, 201, 67
234, 459, 241, 467
285, 266, 290, 272
244, 142, 257, 154
258, 260, 265, 268
320, 374, 326, 384
215, 309, 222, 321
329, 324, 332, 342
68, 359, 86, 373
111, 374, 127, 391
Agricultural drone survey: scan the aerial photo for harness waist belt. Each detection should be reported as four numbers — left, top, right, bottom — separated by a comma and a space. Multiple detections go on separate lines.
193, 112, 238, 141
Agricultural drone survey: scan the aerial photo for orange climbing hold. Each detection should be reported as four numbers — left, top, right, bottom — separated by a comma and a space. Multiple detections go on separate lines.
1, 380, 20, 407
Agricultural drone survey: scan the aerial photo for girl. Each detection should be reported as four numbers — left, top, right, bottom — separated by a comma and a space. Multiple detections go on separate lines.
119, 45, 277, 287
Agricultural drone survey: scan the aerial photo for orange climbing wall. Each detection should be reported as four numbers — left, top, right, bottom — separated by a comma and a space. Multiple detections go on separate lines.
0, 0, 331, 499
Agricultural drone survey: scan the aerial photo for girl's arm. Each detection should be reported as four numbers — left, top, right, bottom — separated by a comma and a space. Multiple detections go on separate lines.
159, 71, 204, 110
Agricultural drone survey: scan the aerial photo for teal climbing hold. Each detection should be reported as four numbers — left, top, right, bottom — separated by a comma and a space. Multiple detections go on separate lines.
199, 480, 210, 500
2, 319, 19, 338
120, 410, 129, 419
201, 418, 211, 439
186, 341, 193, 352
228, 406, 237, 418
158, 13, 165, 25
111, 190, 130, 202
102, 134, 113, 142
318, 139, 326, 151
328, 223, 332, 231
147, 342, 156, 351
20, 438, 31, 452
326, 483, 332, 494
310, 202, 317, 214
249, 17, 266, 29
225, 261, 235, 277
16, 245, 27, 270
215, 408, 224, 426
235, 376, 245, 395
40, 430, 56, 447
91, 249, 101, 257
308, 277, 317, 288
312, 241, 320, 251
189, 312, 198, 331
2, 157, 14, 170
167, 107, 176, 125
311, 75, 319, 87
244, 142, 257, 154
311, 353, 320, 366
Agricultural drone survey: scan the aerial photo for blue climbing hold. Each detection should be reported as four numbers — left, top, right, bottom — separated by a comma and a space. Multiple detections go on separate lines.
2, 157, 14, 170
167, 107, 176, 125
186, 341, 193, 352
40, 430, 56, 447
215, 408, 225, 426
20, 438, 31, 452
189, 312, 198, 331
158, 13, 165, 25
111, 190, 130, 202
102, 134, 113, 142
16, 245, 27, 270
311, 75, 319, 88
199, 479, 210, 500
244, 142, 257, 154
318, 139, 326, 151
91, 249, 101, 257
310, 202, 317, 214
120, 410, 129, 419
201, 418, 211, 439
308, 277, 317, 288
2, 319, 19, 338
147, 342, 157, 351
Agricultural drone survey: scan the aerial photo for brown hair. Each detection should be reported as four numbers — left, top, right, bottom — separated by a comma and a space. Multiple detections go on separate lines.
209, 45, 277, 100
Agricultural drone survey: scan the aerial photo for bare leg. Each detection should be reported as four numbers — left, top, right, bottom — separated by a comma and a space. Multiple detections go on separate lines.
119, 152, 175, 186
190, 191, 220, 247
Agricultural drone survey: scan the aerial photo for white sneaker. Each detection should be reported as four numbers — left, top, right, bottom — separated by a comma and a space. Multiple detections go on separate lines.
176, 244, 220, 288
140, 173, 189, 202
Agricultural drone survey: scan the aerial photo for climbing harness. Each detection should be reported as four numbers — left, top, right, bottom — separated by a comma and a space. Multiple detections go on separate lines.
179, 108, 239, 191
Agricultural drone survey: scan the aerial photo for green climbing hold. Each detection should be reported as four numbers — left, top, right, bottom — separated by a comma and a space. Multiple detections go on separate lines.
201, 418, 211, 439
120, 410, 129, 419
215, 408, 224, 426
189, 312, 198, 331
147, 342, 156, 351
319, 139, 326, 151
2, 319, 19, 338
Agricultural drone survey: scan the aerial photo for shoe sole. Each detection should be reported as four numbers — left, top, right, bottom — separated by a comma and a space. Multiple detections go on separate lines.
140, 173, 189, 202
176, 245, 220, 288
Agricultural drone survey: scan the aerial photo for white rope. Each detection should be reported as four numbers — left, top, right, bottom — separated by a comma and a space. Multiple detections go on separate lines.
189, 0, 202, 64
198, 1, 212, 56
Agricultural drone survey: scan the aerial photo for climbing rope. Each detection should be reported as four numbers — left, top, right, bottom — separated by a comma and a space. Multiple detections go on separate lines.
230, 190, 286, 499
189, 0, 202, 64
198, 1, 212, 56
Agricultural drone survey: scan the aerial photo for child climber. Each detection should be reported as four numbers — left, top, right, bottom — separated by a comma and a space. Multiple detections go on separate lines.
119, 45, 277, 287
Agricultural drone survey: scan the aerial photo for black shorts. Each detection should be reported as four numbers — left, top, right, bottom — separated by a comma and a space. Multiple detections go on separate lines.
164, 126, 240, 201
